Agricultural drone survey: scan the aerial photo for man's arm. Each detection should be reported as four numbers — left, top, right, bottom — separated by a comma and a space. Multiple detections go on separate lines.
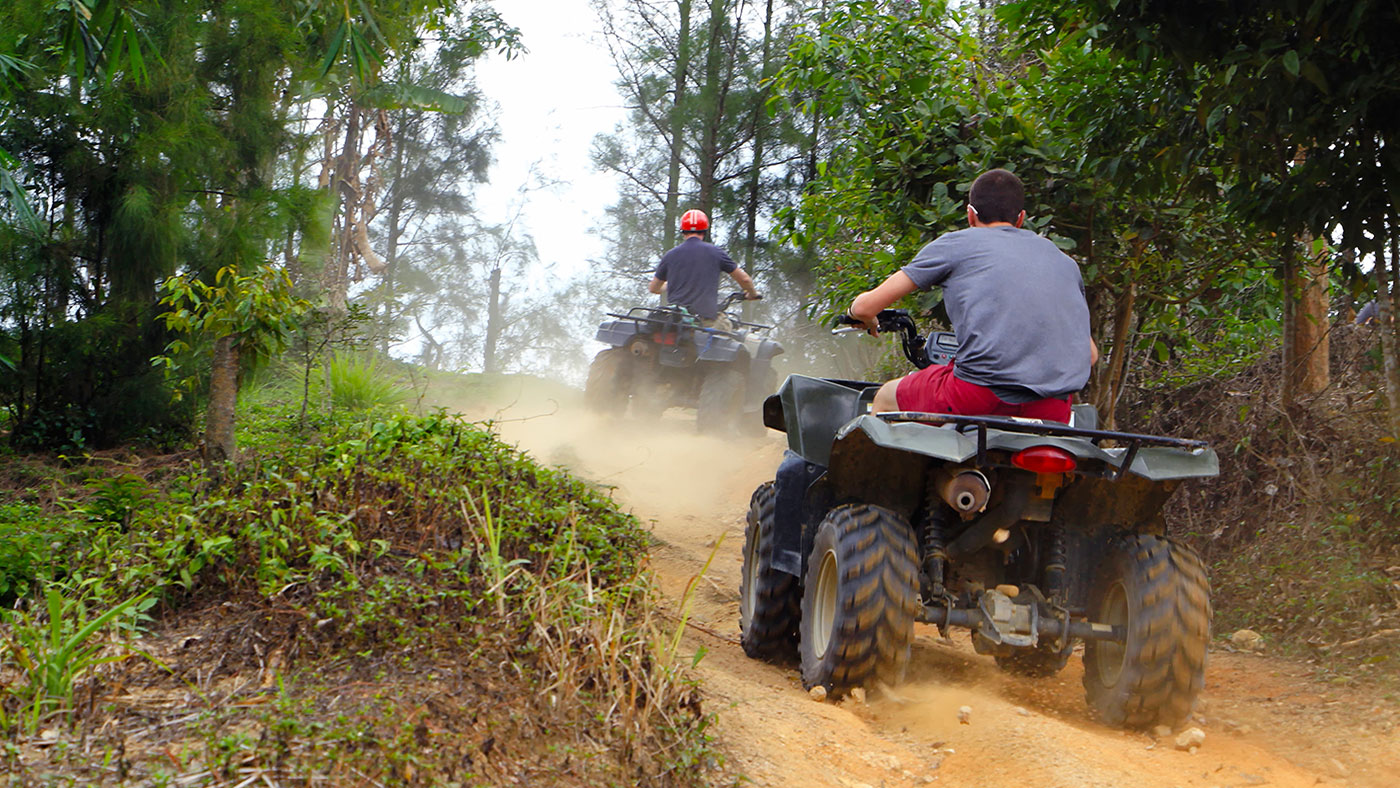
849, 270, 919, 335
728, 267, 760, 298
1090, 337, 1100, 366
649, 277, 666, 295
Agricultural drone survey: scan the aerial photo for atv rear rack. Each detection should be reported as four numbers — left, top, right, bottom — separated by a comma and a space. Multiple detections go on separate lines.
876, 411, 1211, 482
604, 305, 774, 335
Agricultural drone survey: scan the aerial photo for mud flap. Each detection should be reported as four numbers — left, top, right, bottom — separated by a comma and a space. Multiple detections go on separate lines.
773, 450, 823, 577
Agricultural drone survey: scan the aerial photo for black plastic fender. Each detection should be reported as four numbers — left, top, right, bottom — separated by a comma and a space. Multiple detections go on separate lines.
772, 450, 825, 578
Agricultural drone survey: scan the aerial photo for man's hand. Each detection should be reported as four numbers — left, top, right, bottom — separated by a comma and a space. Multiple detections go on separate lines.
845, 307, 880, 336
850, 270, 918, 336
745, 290, 763, 301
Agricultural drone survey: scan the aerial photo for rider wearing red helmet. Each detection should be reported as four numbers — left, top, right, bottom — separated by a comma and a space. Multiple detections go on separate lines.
650, 209, 760, 328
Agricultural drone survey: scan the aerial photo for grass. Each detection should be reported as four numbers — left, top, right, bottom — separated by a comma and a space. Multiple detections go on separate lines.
0, 401, 719, 785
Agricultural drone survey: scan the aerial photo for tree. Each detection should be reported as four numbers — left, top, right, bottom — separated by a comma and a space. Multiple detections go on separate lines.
773, 0, 1278, 426
0, 1, 518, 450
1029, 0, 1400, 428
361, 36, 501, 356
155, 265, 311, 465
593, 0, 810, 276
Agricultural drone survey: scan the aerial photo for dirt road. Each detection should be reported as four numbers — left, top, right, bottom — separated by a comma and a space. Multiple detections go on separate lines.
472, 385, 1397, 788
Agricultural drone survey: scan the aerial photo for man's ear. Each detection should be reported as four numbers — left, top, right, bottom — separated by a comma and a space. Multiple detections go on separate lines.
967, 205, 978, 227
1014, 210, 1026, 228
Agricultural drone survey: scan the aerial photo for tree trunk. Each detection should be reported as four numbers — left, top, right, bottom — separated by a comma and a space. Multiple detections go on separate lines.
1096, 282, 1137, 431
484, 266, 503, 374
1379, 220, 1400, 438
696, 0, 732, 214
1281, 234, 1331, 406
325, 101, 364, 313
742, 0, 776, 269
381, 122, 408, 355
205, 334, 240, 466
663, 0, 694, 250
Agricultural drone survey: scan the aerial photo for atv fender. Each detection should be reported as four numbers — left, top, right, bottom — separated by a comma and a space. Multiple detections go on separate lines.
834, 415, 1219, 482
694, 330, 746, 363
771, 451, 825, 577
743, 340, 785, 409
594, 319, 642, 348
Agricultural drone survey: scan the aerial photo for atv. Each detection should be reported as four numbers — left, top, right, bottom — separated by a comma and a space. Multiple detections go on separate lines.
584, 291, 784, 432
740, 309, 1217, 729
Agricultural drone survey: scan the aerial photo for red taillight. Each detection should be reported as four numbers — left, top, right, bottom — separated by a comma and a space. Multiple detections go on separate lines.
1011, 446, 1077, 473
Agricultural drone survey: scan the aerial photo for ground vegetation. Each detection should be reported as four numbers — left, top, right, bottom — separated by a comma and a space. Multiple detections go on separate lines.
0, 390, 716, 785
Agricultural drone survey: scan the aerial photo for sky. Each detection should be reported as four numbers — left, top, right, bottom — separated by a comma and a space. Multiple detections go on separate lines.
471, 3, 627, 283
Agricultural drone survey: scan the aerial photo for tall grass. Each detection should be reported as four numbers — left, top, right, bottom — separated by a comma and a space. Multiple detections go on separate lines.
3, 584, 153, 733
324, 352, 410, 411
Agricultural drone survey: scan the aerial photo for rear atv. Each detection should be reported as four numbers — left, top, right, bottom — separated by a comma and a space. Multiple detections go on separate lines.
738, 309, 1217, 729
584, 291, 782, 432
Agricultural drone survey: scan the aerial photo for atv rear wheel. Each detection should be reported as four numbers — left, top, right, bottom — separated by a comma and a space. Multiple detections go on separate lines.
740, 482, 801, 661
1082, 534, 1211, 728
696, 365, 743, 433
995, 643, 1072, 678
800, 504, 920, 696
584, 348, 631, 416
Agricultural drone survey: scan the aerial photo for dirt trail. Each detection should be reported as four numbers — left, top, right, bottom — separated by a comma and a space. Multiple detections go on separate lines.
463, 384, 1397, 788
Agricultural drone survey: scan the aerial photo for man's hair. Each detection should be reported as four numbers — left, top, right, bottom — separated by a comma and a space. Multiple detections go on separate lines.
968, 169, 1025, 224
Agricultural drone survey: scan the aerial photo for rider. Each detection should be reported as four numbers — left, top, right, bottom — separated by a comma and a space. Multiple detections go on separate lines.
847, 169, 1098, 423
650, 209, 760, 329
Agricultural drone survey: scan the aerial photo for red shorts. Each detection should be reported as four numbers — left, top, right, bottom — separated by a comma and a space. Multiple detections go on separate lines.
895, 363, 1072, 423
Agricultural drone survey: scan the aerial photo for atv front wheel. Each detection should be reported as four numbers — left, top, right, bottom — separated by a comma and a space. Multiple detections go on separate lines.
740, 481, 801, 661
1082, 534, 1211, 728
800, 504, 920, 696
584, 348, 631, 416
696, 365, 743, 433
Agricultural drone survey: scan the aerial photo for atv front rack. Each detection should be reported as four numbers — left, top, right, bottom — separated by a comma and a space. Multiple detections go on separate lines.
876, 411, 1211, 481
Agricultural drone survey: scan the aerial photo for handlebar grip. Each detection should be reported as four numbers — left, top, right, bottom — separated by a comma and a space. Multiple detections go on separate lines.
834, 312, 863, 327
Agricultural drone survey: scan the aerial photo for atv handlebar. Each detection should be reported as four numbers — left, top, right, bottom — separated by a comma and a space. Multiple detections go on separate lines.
720, 290, 763, 310
833, 309, 933, 369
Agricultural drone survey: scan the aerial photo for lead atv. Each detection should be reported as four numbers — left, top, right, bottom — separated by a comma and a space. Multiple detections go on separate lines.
740, 309, 1217, 729
584, 291, 783, 432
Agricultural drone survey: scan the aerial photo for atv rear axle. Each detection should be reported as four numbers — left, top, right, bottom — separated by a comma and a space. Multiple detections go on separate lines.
921, 603, 1126, 643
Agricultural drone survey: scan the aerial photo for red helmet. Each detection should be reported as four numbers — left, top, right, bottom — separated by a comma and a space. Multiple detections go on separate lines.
680, 209, 709, 233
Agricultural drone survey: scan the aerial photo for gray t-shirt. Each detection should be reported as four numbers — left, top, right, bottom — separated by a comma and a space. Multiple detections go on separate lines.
1355, 300, 1378, 325
901, 226, 1091, 399
654, 237, 737, 319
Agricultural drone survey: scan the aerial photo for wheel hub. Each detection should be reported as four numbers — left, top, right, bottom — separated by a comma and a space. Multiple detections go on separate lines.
1096, 581, 1129, 685
813, 548, 839, 659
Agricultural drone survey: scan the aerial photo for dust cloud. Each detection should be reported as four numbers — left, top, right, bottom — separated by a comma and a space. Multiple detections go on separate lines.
434, 375, 787, 530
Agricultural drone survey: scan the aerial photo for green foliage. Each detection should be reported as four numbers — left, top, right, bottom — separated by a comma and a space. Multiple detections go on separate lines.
2, 583, 154, 733
72, 473, 159, 529
0, 505, 77, 605
154, 263, 313, 399
0, 0, 521, 454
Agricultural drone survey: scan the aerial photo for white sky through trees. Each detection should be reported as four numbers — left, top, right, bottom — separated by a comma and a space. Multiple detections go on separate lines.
473, 2, 626, 283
